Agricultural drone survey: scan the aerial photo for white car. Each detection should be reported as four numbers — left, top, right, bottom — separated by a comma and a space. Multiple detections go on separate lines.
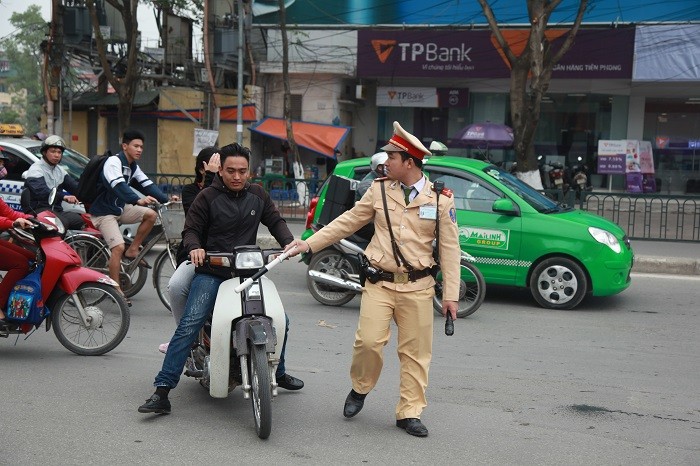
0, 137, 138, 237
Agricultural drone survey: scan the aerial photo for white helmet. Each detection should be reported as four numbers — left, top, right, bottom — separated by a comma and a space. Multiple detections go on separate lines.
429, 140, 448, 156
41, 135, 66, 154
370, 151, 388, 173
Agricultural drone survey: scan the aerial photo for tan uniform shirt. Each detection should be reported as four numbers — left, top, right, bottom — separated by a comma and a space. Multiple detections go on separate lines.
306, 176, 461, 301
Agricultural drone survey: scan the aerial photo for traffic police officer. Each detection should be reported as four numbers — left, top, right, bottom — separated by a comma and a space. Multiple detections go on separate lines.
286, 121, 460, 437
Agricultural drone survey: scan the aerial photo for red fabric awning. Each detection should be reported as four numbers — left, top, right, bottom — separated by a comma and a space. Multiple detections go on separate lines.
249, 117, 350, 158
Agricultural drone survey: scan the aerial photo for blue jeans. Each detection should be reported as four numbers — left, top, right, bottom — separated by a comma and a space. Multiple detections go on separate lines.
154, 273, 291, 389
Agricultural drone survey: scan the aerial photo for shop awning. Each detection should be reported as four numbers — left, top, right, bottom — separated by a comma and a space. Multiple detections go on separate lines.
249, 117, 350, 158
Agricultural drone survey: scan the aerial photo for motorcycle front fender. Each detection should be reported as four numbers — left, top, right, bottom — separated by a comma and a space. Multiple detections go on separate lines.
57, 266, 118, 296
209, 276, 286, 398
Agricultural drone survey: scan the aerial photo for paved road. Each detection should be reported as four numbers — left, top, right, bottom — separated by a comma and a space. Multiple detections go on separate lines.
1, 253, 698, 465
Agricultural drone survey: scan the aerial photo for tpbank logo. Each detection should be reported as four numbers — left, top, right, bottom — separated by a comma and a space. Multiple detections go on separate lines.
459, 227, 509, 250
371, 40, 397, 63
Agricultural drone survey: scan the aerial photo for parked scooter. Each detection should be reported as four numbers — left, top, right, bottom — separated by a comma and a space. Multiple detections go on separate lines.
181, 245, 294, 439
306, 235, 486, 318
571, 164, 589, 200
1, 190, 130, 355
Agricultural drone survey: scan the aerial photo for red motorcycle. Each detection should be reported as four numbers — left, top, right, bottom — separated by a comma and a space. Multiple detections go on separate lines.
1, 208, 130, 355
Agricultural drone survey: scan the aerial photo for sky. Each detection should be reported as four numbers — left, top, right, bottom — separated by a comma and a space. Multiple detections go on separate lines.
0, 0, 160, 48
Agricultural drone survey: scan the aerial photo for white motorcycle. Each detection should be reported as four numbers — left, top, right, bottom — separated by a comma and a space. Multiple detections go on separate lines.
183, 245, 292, 439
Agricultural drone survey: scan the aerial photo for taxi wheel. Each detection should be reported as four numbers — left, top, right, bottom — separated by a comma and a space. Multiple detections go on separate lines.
529, 257, 587, 310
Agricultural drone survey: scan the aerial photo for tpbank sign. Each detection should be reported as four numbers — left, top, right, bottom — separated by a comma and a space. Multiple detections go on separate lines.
459, 227, 509, 250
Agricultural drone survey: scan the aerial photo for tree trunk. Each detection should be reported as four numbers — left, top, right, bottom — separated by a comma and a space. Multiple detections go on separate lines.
278, 0, 300, 166
86, 0, 142, 135
478, 0, 589, 190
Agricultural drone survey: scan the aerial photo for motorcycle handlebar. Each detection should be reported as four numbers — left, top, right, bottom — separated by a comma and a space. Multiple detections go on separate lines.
233, 247, 297, 293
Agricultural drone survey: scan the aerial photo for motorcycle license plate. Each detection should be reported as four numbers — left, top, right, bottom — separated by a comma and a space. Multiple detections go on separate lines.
555, 178, 563, 186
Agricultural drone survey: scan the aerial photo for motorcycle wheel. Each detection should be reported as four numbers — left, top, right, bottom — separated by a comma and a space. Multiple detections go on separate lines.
52, 283, 131, 356
529, 256, 587, 310
306, 249, 358, 307
65, 234, 147, 298
433, 258, 486, 318
153, 247, 177, 311
248, 343, 272, 439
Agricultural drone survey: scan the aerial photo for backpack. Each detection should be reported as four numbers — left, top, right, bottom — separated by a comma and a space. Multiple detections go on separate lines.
76, 150, 112, 207
6, 265, 49, 328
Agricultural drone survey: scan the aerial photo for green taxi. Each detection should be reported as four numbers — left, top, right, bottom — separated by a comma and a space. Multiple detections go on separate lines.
302, 155, 634, 310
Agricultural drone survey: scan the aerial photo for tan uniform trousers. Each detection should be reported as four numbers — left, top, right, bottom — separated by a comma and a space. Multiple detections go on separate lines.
351, 281, 435, 420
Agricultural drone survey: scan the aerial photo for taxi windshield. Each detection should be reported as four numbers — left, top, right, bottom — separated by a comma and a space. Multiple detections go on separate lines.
27, 145, 88, 180
482, 165, 561, 213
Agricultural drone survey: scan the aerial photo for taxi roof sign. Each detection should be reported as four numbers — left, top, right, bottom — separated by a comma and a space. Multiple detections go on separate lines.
0, 124, 25, 137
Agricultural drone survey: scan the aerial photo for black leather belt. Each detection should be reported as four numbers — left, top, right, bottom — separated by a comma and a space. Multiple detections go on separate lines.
377, 268, 432, 284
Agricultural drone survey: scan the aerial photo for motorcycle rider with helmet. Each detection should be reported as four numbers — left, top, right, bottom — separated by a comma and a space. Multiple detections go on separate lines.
356, 152, 388, 200
24, 135, 85, 230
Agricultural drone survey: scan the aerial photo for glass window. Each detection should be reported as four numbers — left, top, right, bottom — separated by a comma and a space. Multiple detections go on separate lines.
1, 149, 31, 181
427, 169, 501, 213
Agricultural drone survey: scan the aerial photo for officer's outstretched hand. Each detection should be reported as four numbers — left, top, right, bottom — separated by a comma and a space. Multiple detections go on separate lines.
284, 239, 309, 258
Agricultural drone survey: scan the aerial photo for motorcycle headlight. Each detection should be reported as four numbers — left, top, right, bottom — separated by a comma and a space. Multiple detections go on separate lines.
588, 227, 621, 253
235, 251, 264, 270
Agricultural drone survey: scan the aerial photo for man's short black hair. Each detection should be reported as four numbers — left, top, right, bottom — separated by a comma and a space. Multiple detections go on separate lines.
122, 129, 145, 144
399, 152, 423, 169
219, 143, 251, 165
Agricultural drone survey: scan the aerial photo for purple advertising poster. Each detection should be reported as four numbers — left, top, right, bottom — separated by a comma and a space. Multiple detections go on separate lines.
626, 173, 643, 193
357, 29, 634, 79
597, 154, 626, 174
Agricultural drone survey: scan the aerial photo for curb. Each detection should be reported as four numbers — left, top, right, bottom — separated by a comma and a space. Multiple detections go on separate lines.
632, 256, 700, 276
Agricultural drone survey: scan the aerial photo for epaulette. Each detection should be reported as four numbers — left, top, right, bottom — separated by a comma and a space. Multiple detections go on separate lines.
373, 177, 389, 182
440, 187, 453, 198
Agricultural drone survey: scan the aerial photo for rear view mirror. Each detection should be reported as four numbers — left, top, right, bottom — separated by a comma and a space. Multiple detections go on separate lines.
48, 187, 57, 206
492, 198, 518, 216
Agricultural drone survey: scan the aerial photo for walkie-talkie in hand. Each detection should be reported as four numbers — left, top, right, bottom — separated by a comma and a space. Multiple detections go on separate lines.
445, 313, 454, 336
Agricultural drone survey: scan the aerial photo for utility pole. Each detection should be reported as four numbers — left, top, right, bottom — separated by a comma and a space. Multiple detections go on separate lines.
46, 0, 64, 136
236, 0, 247, 144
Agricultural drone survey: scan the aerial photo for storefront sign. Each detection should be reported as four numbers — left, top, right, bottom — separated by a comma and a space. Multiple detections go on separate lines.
437, 88, 469, 107
376, 87, 438, 107
193, 128, 219, 156
358, 29, 634, 79
634, 25, 700, 81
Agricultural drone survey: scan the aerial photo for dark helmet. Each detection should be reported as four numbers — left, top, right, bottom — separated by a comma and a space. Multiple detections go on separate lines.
40, 135, 66, 154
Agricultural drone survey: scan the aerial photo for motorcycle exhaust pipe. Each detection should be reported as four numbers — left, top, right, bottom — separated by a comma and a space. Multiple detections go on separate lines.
308, 270, 363, 292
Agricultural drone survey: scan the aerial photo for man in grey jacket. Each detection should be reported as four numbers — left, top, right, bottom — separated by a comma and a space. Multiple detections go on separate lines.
24, 135, 85, 230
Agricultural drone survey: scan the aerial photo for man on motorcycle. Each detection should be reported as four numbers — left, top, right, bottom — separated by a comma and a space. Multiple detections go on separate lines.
356, 152, 388, 199
139, 142, 304, 414
24, 135, 85, 230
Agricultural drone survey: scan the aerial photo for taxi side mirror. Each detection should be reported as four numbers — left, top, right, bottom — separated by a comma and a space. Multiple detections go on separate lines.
492, 198, 518, 216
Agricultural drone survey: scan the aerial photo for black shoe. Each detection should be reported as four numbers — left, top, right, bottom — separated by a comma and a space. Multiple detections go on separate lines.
396, 418, 428, 437
138, 394, 171, 414
276, 373, 304, 390
343, 390, 366, 418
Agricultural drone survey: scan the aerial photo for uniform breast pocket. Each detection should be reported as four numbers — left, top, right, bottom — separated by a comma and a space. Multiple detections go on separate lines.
416, 204, 438, 239
373, 199, 398, 229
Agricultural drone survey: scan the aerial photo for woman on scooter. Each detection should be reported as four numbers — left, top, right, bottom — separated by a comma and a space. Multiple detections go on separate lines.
0, 187, 36, 327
